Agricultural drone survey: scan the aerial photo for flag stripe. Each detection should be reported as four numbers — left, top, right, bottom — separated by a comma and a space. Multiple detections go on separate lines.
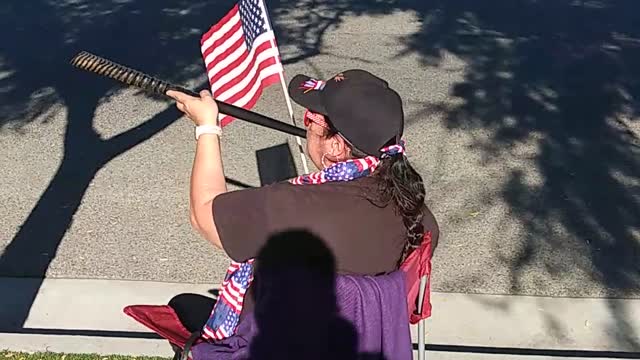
218, 72, 280, 126
202, 21, 244, 66
215, 47, 278, 98
206, 38, 247, 81
206, 30, 275, 83
205, 35, 245, 75
226, 279, 245, 298
202, 0, 280, 338
220, 68, 280, 115
200, 5, 240, 48
219, 58, 280, 103
219, 72, 280, 124
208, 39, 271, 93
221, 288, 243, 309
203, 327, 216, 339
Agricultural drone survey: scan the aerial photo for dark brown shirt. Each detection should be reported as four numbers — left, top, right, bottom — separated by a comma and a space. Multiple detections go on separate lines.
212, 176, 439, 275
212, 176, 439, 316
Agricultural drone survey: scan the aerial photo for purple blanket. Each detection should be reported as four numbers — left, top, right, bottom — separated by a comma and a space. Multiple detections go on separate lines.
192, 270, 412, 360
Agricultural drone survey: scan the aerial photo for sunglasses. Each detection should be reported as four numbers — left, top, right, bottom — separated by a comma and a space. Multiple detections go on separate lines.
303, 110, 330, 129
302, 109, 362, 153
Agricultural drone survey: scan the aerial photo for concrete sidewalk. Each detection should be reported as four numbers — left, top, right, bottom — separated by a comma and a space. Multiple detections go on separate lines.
1, 277, 639, 359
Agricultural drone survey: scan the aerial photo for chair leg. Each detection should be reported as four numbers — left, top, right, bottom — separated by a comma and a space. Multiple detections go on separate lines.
181, 331, 202, 360
417, 275, 428, 360
170, 344, 183, 360
418, 319, 425, 360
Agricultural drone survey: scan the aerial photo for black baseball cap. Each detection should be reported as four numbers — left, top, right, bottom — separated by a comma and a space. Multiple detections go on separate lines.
287, 69, 404, 156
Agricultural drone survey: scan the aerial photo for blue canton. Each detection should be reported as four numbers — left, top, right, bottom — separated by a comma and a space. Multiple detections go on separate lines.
323, 162, 367, 182
234, 262, 253, 288
204, 262, 254, 338
238, 0, 267, 50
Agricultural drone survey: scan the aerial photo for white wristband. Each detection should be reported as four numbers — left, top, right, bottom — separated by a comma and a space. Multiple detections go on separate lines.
195, 124, 222, 140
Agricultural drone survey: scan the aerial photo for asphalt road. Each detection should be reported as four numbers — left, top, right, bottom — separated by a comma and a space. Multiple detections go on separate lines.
1, 1, 639, 300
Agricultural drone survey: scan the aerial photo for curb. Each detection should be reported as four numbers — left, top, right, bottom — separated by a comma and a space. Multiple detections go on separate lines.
1, 277, 639, 358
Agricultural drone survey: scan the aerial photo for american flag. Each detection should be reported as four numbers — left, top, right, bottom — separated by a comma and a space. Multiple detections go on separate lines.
200, 0, 283, 127
202, 259, 254, 340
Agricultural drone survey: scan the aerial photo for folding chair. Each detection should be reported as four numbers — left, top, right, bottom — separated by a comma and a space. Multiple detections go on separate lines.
123, 304, 202, 360
417, 274, 429, 360
400, 231, 433, 360
124, 231, 433, 360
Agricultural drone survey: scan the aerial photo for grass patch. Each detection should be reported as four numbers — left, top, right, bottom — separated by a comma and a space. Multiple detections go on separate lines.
1, 351, 170, 360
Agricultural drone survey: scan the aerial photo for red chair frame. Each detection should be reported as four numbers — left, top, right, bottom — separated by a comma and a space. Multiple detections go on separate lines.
124, 232, 433, 359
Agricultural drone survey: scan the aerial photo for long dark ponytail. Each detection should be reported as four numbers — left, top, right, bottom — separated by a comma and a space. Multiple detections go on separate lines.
323, 124, 426, 266
372, 153, 426, 266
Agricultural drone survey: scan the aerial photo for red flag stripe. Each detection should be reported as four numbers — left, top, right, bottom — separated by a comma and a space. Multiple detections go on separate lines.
217, 56, 278, 102
202, 21, 243, 65
217, 60, 281, 105
218, 72, 280, 126
200, 0, 281, 130
200, 5, 239, 46
205, 35, 245, 75
209, 40, 273, 93
206, 32, 276, 87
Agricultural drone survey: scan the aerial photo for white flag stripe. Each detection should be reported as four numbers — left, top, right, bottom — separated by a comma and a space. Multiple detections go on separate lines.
202, 23, 244, 66
221, 289, 242, 309
213, 46, 280, 96
200, 10, 241, 53
206, 39, 246, 81
224, 279, 244, 298
206, 31, 275, 83
203, 327, 216, 338
217, 63, 282, 103
209, 34, 277, 94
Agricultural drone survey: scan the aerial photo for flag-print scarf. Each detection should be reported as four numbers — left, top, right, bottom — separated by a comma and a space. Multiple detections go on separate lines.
202, 141, 406, 341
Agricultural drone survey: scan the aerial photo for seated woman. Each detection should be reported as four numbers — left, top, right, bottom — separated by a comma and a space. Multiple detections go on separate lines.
166, 69, 440, 348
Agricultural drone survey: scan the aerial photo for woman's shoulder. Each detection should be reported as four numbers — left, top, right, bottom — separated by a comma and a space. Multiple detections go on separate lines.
265, 176, 378, 195
215, 176, 376, 205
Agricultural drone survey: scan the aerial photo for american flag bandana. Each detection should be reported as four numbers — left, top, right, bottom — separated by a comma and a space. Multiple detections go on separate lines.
202, 259, 254, 340
202, 141, 406, 341
290, 156, 379, 184
299, 78, 326, 93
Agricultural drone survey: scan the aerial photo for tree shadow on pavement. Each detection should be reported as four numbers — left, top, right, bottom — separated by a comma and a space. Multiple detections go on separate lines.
395, 0, 640, 351
1, 0, 639, 352
274, 0, 638, 352
0, 0, 389, 332
0, 0, 239, 330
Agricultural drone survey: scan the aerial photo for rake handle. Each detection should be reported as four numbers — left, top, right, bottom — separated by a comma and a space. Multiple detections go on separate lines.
69, 51, 307, 139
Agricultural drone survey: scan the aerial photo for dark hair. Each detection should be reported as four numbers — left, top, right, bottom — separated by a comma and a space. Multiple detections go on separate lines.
324, 126, 426, 266
372, 153, 425, 266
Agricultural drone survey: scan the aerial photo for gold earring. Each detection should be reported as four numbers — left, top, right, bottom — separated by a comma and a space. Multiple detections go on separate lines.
321, 153, 330, 169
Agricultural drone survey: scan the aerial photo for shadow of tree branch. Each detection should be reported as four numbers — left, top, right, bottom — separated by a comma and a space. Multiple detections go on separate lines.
1, 0, 639, 351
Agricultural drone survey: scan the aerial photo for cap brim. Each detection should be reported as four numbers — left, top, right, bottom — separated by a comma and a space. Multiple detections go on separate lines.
287, 74, 328, 115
